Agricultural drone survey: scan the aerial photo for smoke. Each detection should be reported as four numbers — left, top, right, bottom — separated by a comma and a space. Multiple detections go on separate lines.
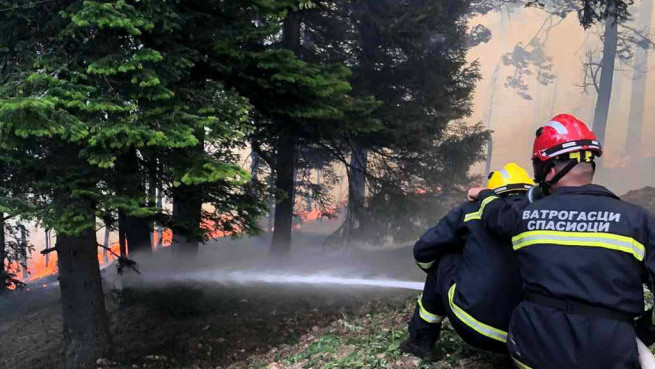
468, 6, 655, 195
103, 233, 424, 293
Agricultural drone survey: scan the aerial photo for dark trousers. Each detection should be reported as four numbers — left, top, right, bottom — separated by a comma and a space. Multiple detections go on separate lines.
408, 253, 507, 353
508, 302, 640, 369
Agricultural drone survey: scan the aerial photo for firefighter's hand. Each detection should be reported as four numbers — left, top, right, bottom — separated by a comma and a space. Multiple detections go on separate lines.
467, 187, 485, 201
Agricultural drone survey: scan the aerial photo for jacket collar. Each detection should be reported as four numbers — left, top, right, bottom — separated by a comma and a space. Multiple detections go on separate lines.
551, 184, 620, 200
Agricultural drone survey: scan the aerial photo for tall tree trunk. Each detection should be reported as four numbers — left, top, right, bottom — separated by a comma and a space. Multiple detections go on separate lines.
0, 213, 5, 293
271, 130, 296, 255
172, 132, 204, 255
57, 226, 112, 368
155, 184, 163, 249
267, 176, 275, 233
118, 211, 127, 258
270, 11, 301, 255
19, 225, 27, 279
116, 148, 151, 255
347, 145, 368, 231
147, 158, 158, 249
45, 229, 51, 267
250, 150, 260, 180
249, 149, 261, 197
484, 64, 500, 175
625, 0, 653, 177
592, 0, 619, 147
102, 227, 109, 264
172, 185, 202, 254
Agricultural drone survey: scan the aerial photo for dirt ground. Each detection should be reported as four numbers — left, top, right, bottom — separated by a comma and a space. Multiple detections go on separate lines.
0, 230, 423, 369
0, 281, 416, 369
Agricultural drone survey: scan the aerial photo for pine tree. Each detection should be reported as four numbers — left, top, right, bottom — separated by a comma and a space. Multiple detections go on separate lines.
0, 0, 266, 365
308, 0, 487, 244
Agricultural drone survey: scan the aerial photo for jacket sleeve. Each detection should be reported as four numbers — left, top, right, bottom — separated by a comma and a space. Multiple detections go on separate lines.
478, 190, 525, 240
413, 205, 465, 272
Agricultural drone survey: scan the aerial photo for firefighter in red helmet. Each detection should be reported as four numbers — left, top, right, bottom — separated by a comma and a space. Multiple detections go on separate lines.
468, 114, 655, 369
530, 114, 602, 196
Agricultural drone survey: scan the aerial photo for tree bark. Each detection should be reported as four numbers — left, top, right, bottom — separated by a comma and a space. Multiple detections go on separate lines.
45, 229, 51, 267
625, 0, 653, 173
271, 130, 296, 255
57, 228, 112, 368
19, 225, 27, 279
592, 0, 618, 146
347, 145, 368, 231
115, 148, 151, 255
147, 158, 158, 249
102, 227, 109, 264
118, 211, 127, 258
0, 213, 5, 293
270, 11, 301, 255
172, 129, 204, 256
172, 184, 202, 255
484, 64, 500, 175
267, 176, 275, 233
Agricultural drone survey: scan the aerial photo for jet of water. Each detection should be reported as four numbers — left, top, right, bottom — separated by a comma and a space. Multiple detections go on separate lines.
143, 270, 424, 291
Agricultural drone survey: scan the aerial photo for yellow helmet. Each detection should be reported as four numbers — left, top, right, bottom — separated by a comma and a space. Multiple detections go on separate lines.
487, 162, 535, 195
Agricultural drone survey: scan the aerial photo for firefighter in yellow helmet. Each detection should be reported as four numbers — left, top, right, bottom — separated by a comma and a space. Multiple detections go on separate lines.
400, 163, 534, 361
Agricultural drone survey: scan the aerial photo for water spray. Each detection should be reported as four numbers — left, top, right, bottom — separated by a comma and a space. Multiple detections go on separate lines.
142, 270, 424, 291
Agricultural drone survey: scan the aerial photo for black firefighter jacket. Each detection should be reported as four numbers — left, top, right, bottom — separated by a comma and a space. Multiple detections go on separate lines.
476, 184, 655, 369
413, 197, 525, 344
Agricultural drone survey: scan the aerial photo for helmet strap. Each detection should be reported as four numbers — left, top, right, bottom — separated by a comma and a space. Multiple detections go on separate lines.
545, 160, 578, 188
539, 150, 596, 194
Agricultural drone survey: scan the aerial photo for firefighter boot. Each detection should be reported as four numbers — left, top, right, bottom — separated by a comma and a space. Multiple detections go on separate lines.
400, 304, 442, 362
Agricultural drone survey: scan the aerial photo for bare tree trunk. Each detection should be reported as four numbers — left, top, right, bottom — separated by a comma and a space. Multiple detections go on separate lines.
19, 225, 27, 280
592, 0, 619, 147
155, 185, 163, 249
172, 184, 202, 255
172, 131, 204, 256
267, 176, 275, 233
118, 212, 127, 258
45, 229, 51, 267
0, 213, 5, 293
57, 227, 112, 368
625, 0, 653, 176
116, 148, 152, 255
484, 64, 500, 175
102, 227, 109, 264
271, 130, 296, 255
270, 11, 301, 255
147, 158, 158, 250
347, 145, 368, 232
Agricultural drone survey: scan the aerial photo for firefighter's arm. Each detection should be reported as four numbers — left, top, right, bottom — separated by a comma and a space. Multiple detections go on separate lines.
413, 205, 465, 272
476, 189, 523, 239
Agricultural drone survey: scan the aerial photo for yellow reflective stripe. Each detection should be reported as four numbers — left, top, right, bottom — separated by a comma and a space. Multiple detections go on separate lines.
416, 260, 435, 270
418, 297, 443, 324
464, 195, 499, 222
512, 357, 534, 369
512, 230, 645, 261
447, 284, 507, 343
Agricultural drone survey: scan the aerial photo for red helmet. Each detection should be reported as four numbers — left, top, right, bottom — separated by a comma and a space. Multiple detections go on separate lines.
532, 114, 602, 162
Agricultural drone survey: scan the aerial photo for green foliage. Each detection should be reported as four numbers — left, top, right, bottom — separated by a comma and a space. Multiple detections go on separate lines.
307, 0, 486, 244
265, 300, 507, 369
0, 0, 267, 237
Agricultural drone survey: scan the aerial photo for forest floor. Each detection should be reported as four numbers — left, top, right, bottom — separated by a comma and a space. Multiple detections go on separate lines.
0, 228, 507, 369
0, 283, 508, 369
